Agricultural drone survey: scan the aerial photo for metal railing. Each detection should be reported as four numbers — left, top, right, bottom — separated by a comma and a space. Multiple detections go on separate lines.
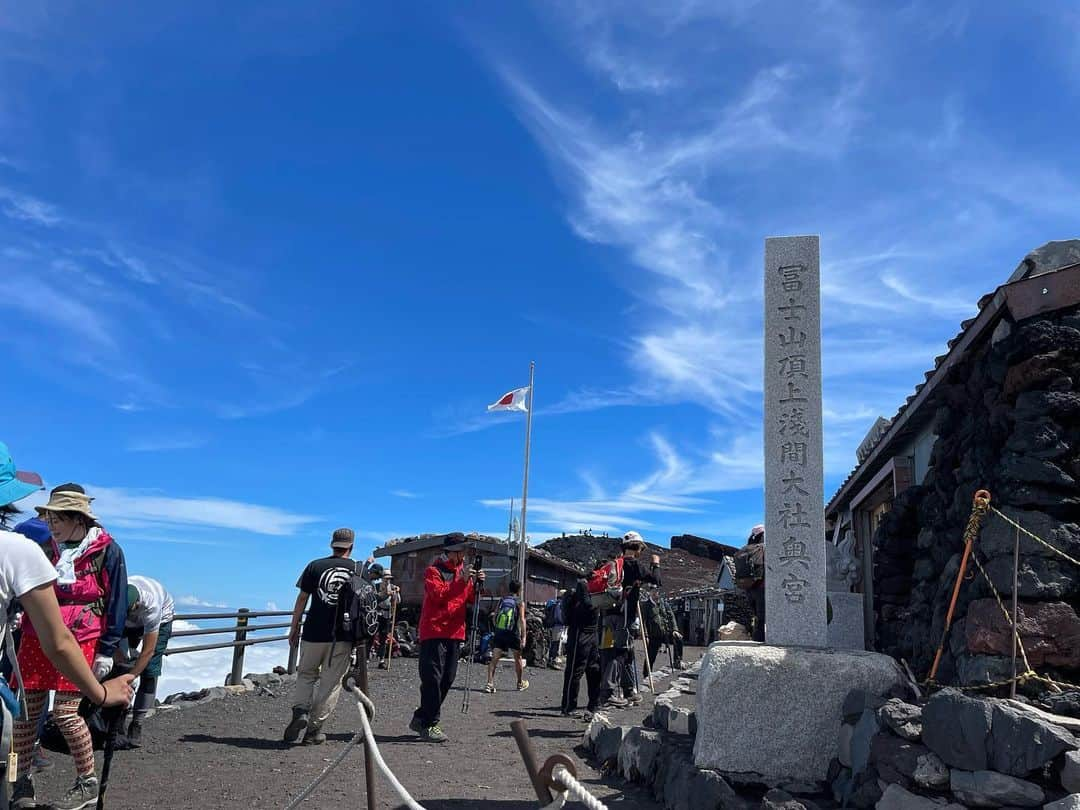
165, 608, 303, 684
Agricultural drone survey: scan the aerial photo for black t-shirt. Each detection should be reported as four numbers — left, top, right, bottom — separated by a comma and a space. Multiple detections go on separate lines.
297, 556, 358, 643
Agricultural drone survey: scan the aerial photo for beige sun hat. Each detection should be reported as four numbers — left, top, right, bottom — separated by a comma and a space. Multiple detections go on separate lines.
35, 484, 98, 521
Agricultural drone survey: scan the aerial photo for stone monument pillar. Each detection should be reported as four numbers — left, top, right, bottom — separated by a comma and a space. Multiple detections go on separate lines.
763, 235, 827, 648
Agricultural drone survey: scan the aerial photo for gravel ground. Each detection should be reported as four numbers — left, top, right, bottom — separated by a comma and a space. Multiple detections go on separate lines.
30, 647, 705, 809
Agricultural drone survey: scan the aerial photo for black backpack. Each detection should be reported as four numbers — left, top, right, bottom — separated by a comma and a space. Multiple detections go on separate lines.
733, 544, 765, 590
337, 563, 380, 643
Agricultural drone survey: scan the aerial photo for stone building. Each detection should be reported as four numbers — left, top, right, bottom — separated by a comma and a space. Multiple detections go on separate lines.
824, 240, 1080, 686
373, 532, 583, 611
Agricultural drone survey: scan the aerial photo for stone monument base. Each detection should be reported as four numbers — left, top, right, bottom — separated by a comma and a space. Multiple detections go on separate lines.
694, 642, 907, 784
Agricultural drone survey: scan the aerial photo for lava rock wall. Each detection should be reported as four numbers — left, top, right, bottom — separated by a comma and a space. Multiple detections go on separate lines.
873, 305, 1080, 687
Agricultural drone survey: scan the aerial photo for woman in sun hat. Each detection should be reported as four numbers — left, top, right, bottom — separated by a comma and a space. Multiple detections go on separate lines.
11, 483, 129, 810
0, 446, 133, 810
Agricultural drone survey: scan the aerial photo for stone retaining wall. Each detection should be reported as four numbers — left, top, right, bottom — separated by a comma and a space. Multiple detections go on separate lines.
872, 305, 1080, 687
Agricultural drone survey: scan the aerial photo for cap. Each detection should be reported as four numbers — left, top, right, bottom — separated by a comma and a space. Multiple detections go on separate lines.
331, 528, 355, 549
443, 533, 468, 548
621, 530, 646, 549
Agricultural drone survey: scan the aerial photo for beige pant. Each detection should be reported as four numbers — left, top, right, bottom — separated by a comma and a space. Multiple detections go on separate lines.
291, 640, 353, 726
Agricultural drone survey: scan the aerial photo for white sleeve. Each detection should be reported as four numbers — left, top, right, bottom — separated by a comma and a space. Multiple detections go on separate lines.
143, 592, 163, 633
4, 533, 58, 599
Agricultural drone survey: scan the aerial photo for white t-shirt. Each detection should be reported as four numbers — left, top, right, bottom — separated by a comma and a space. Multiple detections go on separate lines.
126, 575, 175, 633
0, 530, 58, 621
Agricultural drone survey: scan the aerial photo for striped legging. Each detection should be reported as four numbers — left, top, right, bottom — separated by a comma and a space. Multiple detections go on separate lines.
13, 690, 96, 778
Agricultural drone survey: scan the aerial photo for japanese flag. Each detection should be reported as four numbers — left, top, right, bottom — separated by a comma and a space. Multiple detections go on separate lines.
487, 387, 530, 413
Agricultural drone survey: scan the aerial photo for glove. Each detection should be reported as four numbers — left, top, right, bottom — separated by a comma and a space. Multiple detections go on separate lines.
93, 654, 113, 680
673, 631, 683, 641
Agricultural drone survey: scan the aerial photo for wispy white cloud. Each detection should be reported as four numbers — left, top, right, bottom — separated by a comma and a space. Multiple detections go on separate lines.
0, 186, 63, 226
18, 485, 321, 537
175, 596, 229, 609
390, 489, 420, 499
126, 435, 208, 453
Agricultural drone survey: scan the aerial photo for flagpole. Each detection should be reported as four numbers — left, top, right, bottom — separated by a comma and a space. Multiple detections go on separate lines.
517, 361, 535, 590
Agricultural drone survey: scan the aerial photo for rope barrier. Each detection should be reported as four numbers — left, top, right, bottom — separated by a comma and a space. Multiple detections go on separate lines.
989, 505, 1080, 568
539, 766, 610, 810
281, 685, 427, 810
922, 492, 1080, 695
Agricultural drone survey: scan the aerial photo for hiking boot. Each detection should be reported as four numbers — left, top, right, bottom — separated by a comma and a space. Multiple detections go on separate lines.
626, 691, 643, 706
603, 695, 628, 709
283, 707, 309, 743
421, 723, 447, 742
11, 773, 35, 809
517, 679, 530, 691
126, 719, 143, 747
52, 774, 99, 810
582, 710, 595, 722
483, 683, 496, 694
303, 724, 327, 745
377, 661, 387, 669
408, 715, 425, 735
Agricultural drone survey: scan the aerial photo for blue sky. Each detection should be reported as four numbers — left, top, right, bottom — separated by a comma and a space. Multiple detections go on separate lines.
3, 1, 1079, 613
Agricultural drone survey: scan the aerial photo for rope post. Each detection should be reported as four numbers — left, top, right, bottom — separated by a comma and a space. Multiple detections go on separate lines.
229, 608, 250, 686
357, 643, 376, 810
510, 720, 554, 807
1010, 525, 1020, 699
928, 490, 991, 683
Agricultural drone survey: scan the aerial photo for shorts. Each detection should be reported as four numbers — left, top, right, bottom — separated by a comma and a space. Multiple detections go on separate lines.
492, 629, 521, 652
16, 634, 96, 692
143, 620, 173, 678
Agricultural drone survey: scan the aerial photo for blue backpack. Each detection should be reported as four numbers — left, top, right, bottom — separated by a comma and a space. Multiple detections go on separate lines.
493, 596, 518, 631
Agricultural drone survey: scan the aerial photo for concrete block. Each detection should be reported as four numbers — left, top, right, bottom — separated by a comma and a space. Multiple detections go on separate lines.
694, 643, 907, 782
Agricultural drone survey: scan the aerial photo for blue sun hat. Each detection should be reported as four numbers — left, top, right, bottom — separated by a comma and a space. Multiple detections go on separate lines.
0, 442, 43, 507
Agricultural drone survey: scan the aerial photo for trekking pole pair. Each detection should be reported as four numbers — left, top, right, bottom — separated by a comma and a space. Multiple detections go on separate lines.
461, 552, 484, 714
76, 661, 132, 810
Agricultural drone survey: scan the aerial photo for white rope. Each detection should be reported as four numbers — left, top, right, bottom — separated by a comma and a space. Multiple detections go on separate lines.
281, 684, 427, 810
550, 764, 610, 810
349, 686, 427, 810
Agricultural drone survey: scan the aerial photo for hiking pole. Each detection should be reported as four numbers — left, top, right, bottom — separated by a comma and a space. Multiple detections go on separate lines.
461, 553, 484, 714
76, 660, 132, 810
636, 601, 654, 693
385, 594, 398, 672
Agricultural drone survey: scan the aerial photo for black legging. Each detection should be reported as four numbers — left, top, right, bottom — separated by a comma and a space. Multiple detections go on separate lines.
561, 626, 601, 713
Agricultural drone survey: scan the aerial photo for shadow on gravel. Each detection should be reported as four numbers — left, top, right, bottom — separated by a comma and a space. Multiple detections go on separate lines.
490, 709, 565, 719
419, 801, 539, 809
490, 728, 579, 740
179, 733, 287, 750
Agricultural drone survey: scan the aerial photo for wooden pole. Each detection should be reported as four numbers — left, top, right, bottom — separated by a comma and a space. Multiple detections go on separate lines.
1010, 524, 1020, 699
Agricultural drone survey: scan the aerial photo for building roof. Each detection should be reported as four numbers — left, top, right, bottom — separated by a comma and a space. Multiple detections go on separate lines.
825, 242, 1080, 516
374, 532, 584, 575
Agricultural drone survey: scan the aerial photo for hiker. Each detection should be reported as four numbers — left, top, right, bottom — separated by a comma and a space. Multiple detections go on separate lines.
642, 586, 683, 672
283, 528, 360, 746
0, 448, 134, 810
734, 524, 766, 642
545, 589, 567, 669
409, 533, 484, 742
560, 567, 601, 720
599, 532, 660, 708
122, 575, 175, 746
11, 482, 129, 810
365, 564, 400, 668
12, 517, 61, 770
484, 580, 528, 693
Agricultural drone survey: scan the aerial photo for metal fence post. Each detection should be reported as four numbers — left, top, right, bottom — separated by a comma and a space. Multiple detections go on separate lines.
229, 608, 250, 685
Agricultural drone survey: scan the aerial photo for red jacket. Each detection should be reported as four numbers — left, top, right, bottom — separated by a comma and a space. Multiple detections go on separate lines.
418, 556, 477, 642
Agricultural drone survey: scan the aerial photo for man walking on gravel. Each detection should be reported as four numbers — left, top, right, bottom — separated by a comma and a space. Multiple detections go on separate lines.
409, 534, 484, 742
283, 528, 359, 746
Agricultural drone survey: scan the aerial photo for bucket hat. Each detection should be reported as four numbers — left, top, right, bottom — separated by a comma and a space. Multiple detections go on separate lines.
35, 486, 98, 521
0, 442, 43, 506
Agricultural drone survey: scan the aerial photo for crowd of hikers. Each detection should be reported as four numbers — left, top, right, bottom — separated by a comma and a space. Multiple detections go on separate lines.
0, 442, 178, 810
2, 436, 768, 808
